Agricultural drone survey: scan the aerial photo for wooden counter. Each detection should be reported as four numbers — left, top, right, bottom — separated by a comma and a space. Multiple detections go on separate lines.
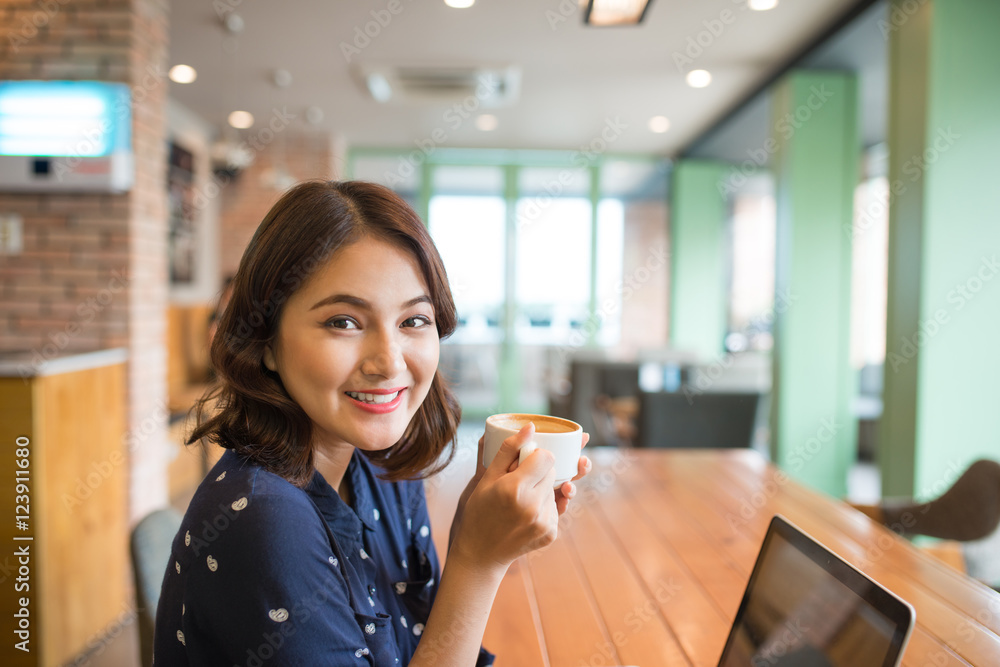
428, 447, 1000, 666
0, 349, 129, 667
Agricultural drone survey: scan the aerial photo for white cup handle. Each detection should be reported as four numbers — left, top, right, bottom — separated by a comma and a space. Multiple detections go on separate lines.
518, 440, 538, 466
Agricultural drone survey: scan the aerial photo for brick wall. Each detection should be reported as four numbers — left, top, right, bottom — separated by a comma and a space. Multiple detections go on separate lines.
620, 199, 670, 354
220, 131, 342, 276
0, 0, 171, 523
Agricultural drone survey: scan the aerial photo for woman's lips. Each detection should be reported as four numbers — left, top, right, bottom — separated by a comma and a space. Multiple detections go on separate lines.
345, 388, 406, 414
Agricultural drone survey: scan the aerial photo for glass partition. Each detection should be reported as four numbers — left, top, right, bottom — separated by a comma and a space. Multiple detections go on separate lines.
348, 149, 669, 417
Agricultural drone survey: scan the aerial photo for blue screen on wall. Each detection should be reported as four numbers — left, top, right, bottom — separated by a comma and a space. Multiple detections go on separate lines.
0, 81, 131, 157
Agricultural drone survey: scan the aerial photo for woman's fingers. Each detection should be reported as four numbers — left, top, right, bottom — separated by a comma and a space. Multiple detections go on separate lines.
484, 424, 534, 481
517, 447, 557, 488
567, 455, 591, 483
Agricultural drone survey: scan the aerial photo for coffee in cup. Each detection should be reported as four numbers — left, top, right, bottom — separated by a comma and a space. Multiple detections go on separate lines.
483, 413, 583, 487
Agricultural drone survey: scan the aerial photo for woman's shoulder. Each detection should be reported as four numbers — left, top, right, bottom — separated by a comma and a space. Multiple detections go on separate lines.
176, 449, 329, 561
192, 448, 316, 508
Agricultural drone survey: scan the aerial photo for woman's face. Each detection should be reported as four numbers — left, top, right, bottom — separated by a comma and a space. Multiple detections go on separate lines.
263, 236, 440, 454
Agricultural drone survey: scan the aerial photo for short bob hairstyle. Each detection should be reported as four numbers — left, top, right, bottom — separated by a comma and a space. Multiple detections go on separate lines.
190, 180, 460, 487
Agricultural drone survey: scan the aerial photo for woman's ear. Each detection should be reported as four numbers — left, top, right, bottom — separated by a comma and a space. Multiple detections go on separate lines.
263, 345, 277, 372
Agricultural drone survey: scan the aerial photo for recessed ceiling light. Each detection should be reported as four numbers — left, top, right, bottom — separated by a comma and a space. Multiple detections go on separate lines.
228, 110, 254, 129
224, 13, 244, 33
365, 73, 393, 103
445, 0, 475, 8
168, 64, 197, 84
686, 69, 712, 88
648, 116, 670, 133
748, 0, 778, 10
305, 106, 324, 125
475, 114, 498, 131
273, 69, 293, 88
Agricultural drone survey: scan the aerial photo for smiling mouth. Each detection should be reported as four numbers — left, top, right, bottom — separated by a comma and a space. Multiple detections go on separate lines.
345, 390, 401, 405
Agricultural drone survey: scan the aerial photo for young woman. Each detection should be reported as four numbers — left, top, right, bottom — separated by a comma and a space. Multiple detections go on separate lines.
153, 180, 590, 666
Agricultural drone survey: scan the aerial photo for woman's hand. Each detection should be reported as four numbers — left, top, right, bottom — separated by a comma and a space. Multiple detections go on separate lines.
448, 424, 561, 573
555, 432, 592, 515
449, 427, 593, 572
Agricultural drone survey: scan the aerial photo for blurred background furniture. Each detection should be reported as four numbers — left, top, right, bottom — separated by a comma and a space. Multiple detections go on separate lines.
565, 358, 640, 446
853, 459, 1000, 589
854, 362, 884, 462
635, 391, 761, 449
130, 508, 183, 667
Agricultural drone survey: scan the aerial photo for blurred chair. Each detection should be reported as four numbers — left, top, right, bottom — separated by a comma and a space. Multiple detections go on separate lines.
635, 391, 760, 449
568, 359, 639, 446
592, 394, 639, 448
131, 508, 183, 667
853, 459, 1000, 589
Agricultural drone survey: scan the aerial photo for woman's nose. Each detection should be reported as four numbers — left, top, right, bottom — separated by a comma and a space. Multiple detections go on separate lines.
360, 329, 406, 378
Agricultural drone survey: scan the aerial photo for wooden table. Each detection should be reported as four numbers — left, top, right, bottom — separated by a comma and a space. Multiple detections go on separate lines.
427, 448, 1000, 667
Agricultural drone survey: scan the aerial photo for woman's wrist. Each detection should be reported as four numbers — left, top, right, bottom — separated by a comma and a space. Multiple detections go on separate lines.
445, 532, 510, 583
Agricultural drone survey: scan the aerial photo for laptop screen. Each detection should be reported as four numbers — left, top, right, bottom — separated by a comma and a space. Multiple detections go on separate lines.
717, 515, 914, 667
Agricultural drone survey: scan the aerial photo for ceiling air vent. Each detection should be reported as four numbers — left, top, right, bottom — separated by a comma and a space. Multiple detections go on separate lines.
355, 64, 520, 107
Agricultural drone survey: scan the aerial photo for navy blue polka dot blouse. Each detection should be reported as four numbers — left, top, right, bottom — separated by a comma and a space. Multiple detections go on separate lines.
153, 448, 495, 666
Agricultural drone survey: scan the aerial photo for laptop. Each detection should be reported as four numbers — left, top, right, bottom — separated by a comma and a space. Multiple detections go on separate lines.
717, 515, 915, 667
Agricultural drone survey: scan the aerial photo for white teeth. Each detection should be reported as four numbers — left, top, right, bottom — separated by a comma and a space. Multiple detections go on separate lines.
348, 391, 400, 404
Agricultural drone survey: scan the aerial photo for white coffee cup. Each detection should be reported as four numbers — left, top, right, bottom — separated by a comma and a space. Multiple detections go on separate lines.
483, 413, 583, 487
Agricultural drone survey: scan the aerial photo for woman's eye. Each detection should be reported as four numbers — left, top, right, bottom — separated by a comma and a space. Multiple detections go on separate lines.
402, 315, 433, 328
325, 317, 359, 330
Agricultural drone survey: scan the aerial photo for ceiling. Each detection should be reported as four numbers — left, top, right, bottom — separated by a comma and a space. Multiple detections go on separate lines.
167, 0, 869, 158
687, 0, 887, 162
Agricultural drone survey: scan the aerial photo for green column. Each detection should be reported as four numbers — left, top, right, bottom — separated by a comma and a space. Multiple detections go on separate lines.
770, 71, 858, 496
670, 160, 729, 360
882, 0, 1000, 498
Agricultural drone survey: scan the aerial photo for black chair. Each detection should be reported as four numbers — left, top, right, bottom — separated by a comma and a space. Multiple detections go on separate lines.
853, 459, 1000, 589
635, 391, 760, 449
131, 508, 183, 667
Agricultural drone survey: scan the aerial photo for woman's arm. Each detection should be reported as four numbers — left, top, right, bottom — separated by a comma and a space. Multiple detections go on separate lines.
410, 424, 560, 666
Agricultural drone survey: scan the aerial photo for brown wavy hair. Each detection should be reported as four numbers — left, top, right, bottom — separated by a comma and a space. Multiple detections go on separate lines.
189, 180, 460, 487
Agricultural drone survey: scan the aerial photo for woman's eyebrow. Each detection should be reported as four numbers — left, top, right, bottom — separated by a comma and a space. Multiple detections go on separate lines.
309, 294, 432, 311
